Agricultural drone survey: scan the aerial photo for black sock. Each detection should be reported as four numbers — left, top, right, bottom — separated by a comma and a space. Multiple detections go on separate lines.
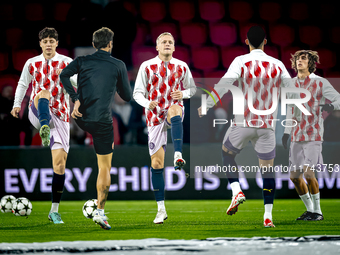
38, 98, 50, 127
261, 170, 276, 204
171, 115, 183, 153
222, 150, 239, 184
52, 172, 65, 203
151, 168, 165, 201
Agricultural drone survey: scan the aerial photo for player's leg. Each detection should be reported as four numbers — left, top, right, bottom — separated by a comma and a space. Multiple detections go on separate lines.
48, 148, 67, 224
34, 90, 51, 146
222, 127, 249, 215
290, 170, 314, 220
259, 158, 275, 227
254, 129, 276, 227
289, 142, 314, 220
151, 147, 168, 224
89, 122, 114, 230
304, 166, 323, 220
167, 104, 184, 170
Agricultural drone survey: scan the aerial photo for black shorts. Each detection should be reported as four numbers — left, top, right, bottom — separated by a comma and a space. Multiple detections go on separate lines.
75, 119, 114, 155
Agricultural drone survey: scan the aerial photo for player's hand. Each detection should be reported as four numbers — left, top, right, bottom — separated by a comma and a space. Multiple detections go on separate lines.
71, 100, 82, 119
320, 103, 334, 113
282, 133, 290, 149
197, 107, 203, 118
149, 101, 158, 110
56, 69, 63, 75
10, 107, 21, 118
171, 89, 183, 100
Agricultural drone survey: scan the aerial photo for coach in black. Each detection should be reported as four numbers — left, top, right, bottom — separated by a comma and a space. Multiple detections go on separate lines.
60, 27, 132, 230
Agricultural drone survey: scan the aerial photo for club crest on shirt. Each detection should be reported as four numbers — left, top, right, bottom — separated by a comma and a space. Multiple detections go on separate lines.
149, 142, 155, 150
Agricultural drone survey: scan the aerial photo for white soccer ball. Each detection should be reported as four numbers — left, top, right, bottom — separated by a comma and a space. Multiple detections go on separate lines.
12, 197, 32, 216
0, 195, 16, 213
82, 199, 98, 219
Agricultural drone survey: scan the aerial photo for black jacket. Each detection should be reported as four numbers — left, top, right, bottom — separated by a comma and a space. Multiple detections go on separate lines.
60, 50, 132, 123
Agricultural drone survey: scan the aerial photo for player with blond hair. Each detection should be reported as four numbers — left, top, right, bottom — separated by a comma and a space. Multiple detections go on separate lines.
133, 32, 196, 224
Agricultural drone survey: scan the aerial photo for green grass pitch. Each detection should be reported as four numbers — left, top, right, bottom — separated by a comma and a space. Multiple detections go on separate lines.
0, 199, 339, 243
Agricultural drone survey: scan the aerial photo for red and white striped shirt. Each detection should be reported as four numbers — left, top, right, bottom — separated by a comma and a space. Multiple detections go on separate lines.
284, 73, 340, 142
13, 52, 76, 122
206, 49, 292, 130
133, 56, 196, 127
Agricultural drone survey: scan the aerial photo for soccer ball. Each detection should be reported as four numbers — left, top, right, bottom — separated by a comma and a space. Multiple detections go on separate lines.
12, 197, 32, 216
82, 199, 98, 219
0, 195, 16, 213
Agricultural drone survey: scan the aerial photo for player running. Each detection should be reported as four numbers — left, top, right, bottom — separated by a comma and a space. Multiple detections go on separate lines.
282, 50, 340, 221
133, 32, 196, 224
60, 27, 132, 230
198, 26, 294, 227
11, 27, 77, 224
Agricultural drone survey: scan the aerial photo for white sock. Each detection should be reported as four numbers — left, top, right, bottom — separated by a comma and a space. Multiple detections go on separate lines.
230, 182, 242, 196
310, 193, 322, 215
97, 208, 104, 216
299, 193, 313, 212
174, 151, 182, 159
264, 204, 273, 221
157, 200, 165, 211
50, 203, 59, 213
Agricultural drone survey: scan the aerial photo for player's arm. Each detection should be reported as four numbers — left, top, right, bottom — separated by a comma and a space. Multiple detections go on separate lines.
205, 57, 242, 110
133, 64, 155, 110
116, 61, 132, 102
60, 58, 80, 103
11, 60, 33, 118
320, 79, 340, 112
179, 64, 197, 99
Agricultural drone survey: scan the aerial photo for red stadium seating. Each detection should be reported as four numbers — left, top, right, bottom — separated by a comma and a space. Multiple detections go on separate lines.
289, 2, 309, 21
239, 23, 266, 44
0, 52, 9, 71
132, 23, 149, 46
132, 46, 157, 68
269, 24, 295, 47
57, 48, 70, 57
281, 46, 300, 69
25, 3, 45, 21
173, 46, 190, 65
140, 1, 166, 22
53, 2, 72, 22
0, 74, 20, 92
259, 2, 281, 22
180, 22, 207, 46
199, 0, 225, 22
210, 22, 237, 47
12, 49, 39, 72
203, 70, 226, 84
265, 46, 280, 59
229, 1, 253, 22
192, 47, 219, 71
221, 46, 248, 69
169, 0, 195, 22
299, 26, 322, 47
316, 48, 336, 69
5, 27, 24, 48
0, 3, 14, 21
150, 23, 178, 44
330, 26, 340, 44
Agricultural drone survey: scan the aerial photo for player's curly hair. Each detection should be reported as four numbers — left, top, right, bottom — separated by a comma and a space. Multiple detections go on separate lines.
290, 50, 320, 73
39, 27, 58, 41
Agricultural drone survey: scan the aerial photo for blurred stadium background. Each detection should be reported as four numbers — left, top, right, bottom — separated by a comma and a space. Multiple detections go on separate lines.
1, 0, 340, 201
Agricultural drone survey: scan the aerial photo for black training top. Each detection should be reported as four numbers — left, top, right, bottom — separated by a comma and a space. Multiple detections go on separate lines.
60, 50, 132, 123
